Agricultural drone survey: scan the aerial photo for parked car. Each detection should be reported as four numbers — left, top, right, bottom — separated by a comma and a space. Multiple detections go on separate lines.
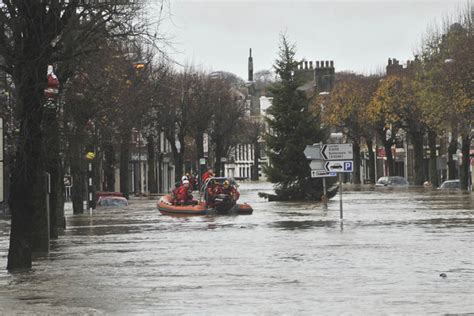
96, 196, 128, 207
438, 179, 460, 190
96, 191, 124, 201
95, 192, 128, 208
375, 176, 409, 187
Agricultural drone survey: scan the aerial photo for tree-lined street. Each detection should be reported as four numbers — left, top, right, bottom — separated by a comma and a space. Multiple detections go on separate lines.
0, 1, 472, 314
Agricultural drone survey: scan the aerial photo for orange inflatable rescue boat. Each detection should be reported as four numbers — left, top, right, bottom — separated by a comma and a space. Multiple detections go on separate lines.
157, 177, 253, 216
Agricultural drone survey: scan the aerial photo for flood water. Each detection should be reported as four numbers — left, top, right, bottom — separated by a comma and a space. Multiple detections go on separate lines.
0, 182, 473, 314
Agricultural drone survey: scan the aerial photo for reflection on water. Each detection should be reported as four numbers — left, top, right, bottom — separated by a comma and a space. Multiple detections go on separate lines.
0, 182, 473, 314
271, 220, 338, 230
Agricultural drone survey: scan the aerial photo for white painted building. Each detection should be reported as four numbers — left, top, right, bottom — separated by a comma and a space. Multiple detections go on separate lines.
224, 96, 272, 181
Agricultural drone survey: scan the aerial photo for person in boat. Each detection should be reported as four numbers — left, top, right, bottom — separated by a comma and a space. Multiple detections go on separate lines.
202, 167, 214, 183
175, 175, 188, 188
205, 179, 219, 208
188, 173, 198, 191
216, 180, 240, 202
175, 180, 194, 205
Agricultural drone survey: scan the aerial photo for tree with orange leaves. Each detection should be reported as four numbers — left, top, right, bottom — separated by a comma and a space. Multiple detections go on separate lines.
322, 73, 379, 184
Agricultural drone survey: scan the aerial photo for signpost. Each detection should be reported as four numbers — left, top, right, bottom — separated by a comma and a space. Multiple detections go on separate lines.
320, 143, 353, 220
305, 144, 334, 209
304, 142, 354, 219
304, 144, 322, 160
309, 160, 323, 170
321, 144, 353, 160
311, 170, 336, 178
324, 160, 353, 173
306, 145, 337, 177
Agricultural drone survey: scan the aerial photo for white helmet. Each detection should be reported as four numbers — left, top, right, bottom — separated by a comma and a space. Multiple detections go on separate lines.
182, 175, 188, 182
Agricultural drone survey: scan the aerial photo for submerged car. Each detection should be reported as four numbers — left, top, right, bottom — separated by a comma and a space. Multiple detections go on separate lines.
97, 196, 128, 207
438, 179, 460, 190
375, 176, 409, 187
96, 192, 128, 208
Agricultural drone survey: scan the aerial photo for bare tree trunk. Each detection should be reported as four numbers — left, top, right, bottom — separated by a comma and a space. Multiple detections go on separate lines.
147, 135, 157, 193
447, 135, 458, 180
158, 152, 163, 193
213, 138, 224, 177
195, 132, 204, 164
157, 135, 163, 193
174, 152, 184, 183
104, 142, 116, 192
411, 131, 425, 185
164, 130, 184, 184
251, 141, 260, 181
49, 139, 65, 238
383, 140, 395, 176
120, 132, 130, 199
177, 132, 186, 181
379, 128, 395, 176
8, 66, 47, 269
428, 130, 439, 187
448, 133, 458, 180
366, 139, 376, 184
43, 108, 65, 239
50, 162, 65, 237
31, 172, 49, 254
460, 135, 470, 190
353, 141, 361, 184
168, 137, 183, 183
70, 132, 84, 215
194, 132, 206, 186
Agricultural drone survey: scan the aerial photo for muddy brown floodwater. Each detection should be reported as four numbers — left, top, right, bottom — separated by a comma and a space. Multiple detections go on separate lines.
0, 182, 473, 314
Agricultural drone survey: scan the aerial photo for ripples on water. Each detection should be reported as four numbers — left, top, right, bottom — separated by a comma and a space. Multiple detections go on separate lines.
0, 182, 472, 314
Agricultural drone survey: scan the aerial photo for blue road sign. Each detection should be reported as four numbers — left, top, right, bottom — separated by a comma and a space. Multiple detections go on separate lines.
324, 160, 353, 173
343, 161, 353, 172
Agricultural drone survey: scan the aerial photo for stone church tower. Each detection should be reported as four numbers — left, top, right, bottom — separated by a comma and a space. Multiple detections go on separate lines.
246, 48, 261, 115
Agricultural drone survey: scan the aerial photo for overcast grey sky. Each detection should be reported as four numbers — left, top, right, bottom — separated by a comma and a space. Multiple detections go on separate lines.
155, 0, 468, 79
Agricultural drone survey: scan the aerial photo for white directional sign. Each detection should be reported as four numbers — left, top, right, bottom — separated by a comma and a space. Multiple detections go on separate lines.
309, 160, 323, 170
321, 144, 353, 160
304, 144, 322, 160
311, 170, 337, 178
324, 160, 353, 172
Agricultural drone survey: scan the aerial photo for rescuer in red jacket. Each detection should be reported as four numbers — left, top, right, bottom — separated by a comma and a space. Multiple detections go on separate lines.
220, 180, 240, 202
175, 180, 193, 205
205, 179, 219, 207
202, 168, 215, 183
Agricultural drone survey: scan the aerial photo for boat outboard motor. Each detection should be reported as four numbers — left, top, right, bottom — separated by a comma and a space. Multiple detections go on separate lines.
214, 194, 235, 213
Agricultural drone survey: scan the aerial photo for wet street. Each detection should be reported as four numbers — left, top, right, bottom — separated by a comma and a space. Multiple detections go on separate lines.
0, 182, 473, 314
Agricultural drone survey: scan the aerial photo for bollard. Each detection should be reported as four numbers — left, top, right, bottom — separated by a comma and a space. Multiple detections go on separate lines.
88, 162, 93, 214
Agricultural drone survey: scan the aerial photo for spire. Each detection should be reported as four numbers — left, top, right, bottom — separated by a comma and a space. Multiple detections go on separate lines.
248, 48, 253, 82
